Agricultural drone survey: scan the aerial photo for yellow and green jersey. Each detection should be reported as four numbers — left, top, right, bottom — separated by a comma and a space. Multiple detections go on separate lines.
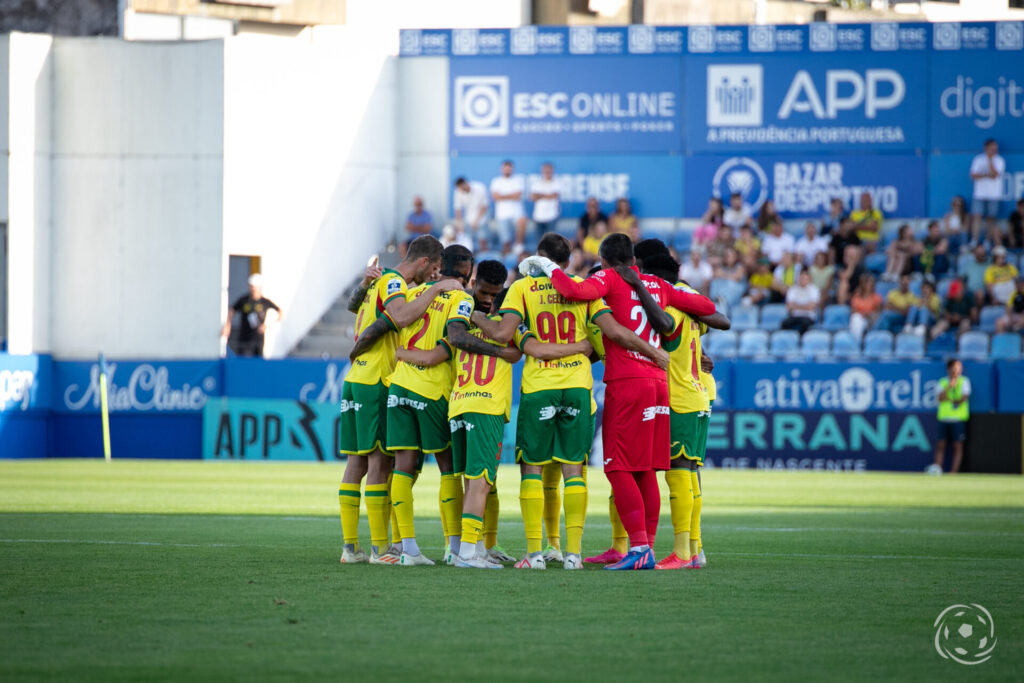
448, 315, 521, 421
346, 268, 408, 386
663, 282, 710, 414
500, 274, 610, 395
699, 321, 717, 403
390, 285, 474, 401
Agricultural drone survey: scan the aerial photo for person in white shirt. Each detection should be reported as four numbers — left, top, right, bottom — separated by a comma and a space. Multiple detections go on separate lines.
794, 221, 829, 267
489, 160, 526, 255
761, 220, 796, 266
969, 138, 1006, 247
722, 192, 753, 232
453, 177, 490, 251
678, 248, 714, 296
529, 162, 560, 244
780, 270, 820, 335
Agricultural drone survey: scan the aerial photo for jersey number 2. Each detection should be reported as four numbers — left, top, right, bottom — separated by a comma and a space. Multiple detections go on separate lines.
629, 305, 661, 348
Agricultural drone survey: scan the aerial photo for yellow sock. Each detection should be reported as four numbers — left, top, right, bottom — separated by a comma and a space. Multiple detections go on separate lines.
690, 470, 703, 558
387, 473, 401, 546
665, 470, 693, 559
610, 495, 628, 554
484, 487, 499, 548
520, 474, 544, 554
461, 514, 483, 547
563, 476, 587, 556
541, 462, 562, 549
440, 473, 464, 544
364, 483, 390, 553
391, 471, 416, 540
339, 483, 361, 547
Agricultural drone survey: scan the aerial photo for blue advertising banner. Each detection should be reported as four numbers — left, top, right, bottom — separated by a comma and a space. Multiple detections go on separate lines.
222, 358, 350, 403
0, 354, 53, 413
449, 56, 683, 153
928, 152, 1024, 218
202, 398, 341, 461
450, 154, 684, 219
685, 154, 926, 219
929, 22, 1024, 152
401, 26, 686, 58
53, 360, 221, 414
995, 360, 1024, 414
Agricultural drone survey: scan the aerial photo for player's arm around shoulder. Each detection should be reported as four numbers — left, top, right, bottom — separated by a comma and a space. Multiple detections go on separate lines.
593, 309, 669, 370
396, 342, 450, 367
447, 294, 507, 359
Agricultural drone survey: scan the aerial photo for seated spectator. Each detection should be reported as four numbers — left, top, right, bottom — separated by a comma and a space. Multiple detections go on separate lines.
809, 251, 836, 303
836, 244, 866, 305
694, 197, 723, 246
756, 199, 779, 235
744, 259, 775, 306
609, 197, 640, 242
1010, 198, 1024, 250
931, 280, 976, 338
985, 245, 1019, 305
876, 274, 917, 333
905, 279, 941, 335
705, 224, 735, 267
884, 224, 920, 280
771, 252, 801, 303
401, 195, 434, 256
916, 221, 950, 277
942, 195, 969, 254
453, 176, 490, 251
821, 196, 847, 236
714, 247, 746, 282
996, 277, 1024, 333
795, 221, 830, 267
829, 218, 862, 266
849, 192, 884, 252
734, 224, 762, 273
761, 220, 795, 267
577, 196, 607, 247
781, 270, 820, 335
723, 192, 753, 232
963, 244, 990, 307
849, 274, 882, 338
582, 219, 608, 262
679, 248, 714, 296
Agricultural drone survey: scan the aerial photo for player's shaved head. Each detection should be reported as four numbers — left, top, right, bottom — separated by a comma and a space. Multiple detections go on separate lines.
633, 238, 670, 269
599, 233, 634, 267
642, 254, 679, 283
537, 232, 572, 268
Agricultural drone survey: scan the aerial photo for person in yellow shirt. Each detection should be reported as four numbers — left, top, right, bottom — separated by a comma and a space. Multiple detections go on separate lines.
745, 258, 774, 305
927, 359, 971, 475
984, 246, 1019, 305
875, 274, 918, 333
849, 192, 884, 251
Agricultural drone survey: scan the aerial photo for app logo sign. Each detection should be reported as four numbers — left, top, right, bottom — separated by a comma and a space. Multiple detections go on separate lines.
707, 65, 763, 126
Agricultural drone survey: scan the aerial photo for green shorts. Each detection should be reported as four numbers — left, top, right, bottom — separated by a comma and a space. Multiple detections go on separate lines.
670, 409, 710, 466
450, 412, 504, 485
515, 388, 593, 466
339, 381, 388, 456
386, 384, 451, 454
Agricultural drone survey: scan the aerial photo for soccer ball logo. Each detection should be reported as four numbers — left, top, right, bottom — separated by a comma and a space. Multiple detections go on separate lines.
933, 604, 996, 665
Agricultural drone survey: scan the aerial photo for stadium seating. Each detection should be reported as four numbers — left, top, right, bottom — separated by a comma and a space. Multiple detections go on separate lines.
864, 252, 887, 274
673, 231, 693, 255
875, 280, 896, 299
908, 278, 923, 297
769, 330, 800, 358
956, 252, 973, 275
738, 329, 769, 358
958, 331, 990, 359
831, 331, 860, 359
704, 329, 738, 358
759, 304, 788, 330
800, 330, 831, 359
991, 333, 1022, 360
730, 305, 760, 332
893, 332, 925, 360
936, 276, 957, 298
928, 332, 958, 358
822, 305, 851, 331
710, 278, 747, 309
979, 305, 1004, 333
862, 330, 894, 359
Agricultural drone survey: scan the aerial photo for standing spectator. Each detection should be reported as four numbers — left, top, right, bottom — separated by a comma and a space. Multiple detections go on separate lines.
761, 220, 795, 267
875, 274, 916, 333
1009, 198, 1024, 249
529, 162, 561, 238
931, 280, 976, 338
916, 221, 950, 277
743, 259, 774, 306
756, 199, 780, 235
490, 160, 526, 254
679, 248, 713, 296
995, 277, 1024, 333
734, 224, 762, 273
808, 251, 836, 304
401, 196, 434, 257
942, 195, 970, 253
694, 197, 724, 246
220, 274, 282, 358
577, 196, 607, 246
928, 359, 971, 475
883, 224, 920, 280
705, 224, 735, 268
794, 221, 829, 267
714, 248, 746, 282
962, 245, 991, 308
850, 192, 884, 252
969, 138, 1006, 247
781, 269, 820, 334
609, 197, 640, 242
771, 251, 801, 303
821, 196, 847, 236
984, 245, 1019, 305
836, 244, 867, 305
453, 176, 490, 251
849, 274, 882, 338
723, 192, 753, 232
829, 218, 862, 266
905, 279, 941, 335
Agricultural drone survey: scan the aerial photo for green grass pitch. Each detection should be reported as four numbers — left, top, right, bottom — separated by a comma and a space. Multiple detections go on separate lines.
1, 460, 1021, 681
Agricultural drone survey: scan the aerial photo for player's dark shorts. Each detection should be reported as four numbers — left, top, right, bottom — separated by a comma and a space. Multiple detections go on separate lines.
339, 380, 388, 456
602, 377, 670, 472
515, 387, 593, 466
670, 410, 710, 466
386, 385, 451, 454
938, 420, 967, 443
451, 412, 504, 485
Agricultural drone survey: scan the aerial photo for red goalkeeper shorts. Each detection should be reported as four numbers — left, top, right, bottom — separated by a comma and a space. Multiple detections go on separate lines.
601, 377, 670, 473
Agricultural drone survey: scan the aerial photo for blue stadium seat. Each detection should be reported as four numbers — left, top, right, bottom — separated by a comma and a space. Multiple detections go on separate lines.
894, 332, 925, 360
831, 331, 861, 359
956, 252, 973, 275
908, 278, 923, 297
822, 305, 851, 332
864, 252, 887, 274
673, 230, 693, 254
862, 330, 894, 359
703, 329, 738, 359
710, 278, 747, 309
769, 330, 800, 357
980, 305, 1004, 333
477, 250, 503, 263
800, 330, 831, 359
958, 331, 990, 360
928, 332, 958, 358
738, 330, 769, 358
730, 305, 760, 332
936, 276, 957, 298
991, 333, 1022, 360
875, 280, 897, 299
759, 303, 788, 330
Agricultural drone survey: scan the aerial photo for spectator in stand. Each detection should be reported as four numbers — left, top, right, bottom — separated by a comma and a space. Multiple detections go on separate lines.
985, 245, 1019, 306
781, 270, 820, 335
771, 251, 801, 303
735, 224, 762, 273
836, 244, 867, 305
883, 224, 920, 280
577, 196, 607, 247
1009, 198, 1024, 249
875, 274, 917, 333
569, 218, 608, 276
529, 162, 561, 239
849, 192, 883, 252
744, 258, 774, 306
220, 274, 282, 358
679, 248, 714, 296
694, 197, 724, 246
809, 251, 836, 304
453, 176, 490, 251
996, 277, 1024, 333
905, 279, 940, 335
849, 274, 882, 338
714, 247, 746, 283
969, 138, 1006, 247
609, 197, 640, 242
490, 160, 526, 255
829, 218, 862, 266
756, 199, 780, 235
962, 244, 991, 308
942, 195, 970, 253
931, 280, 976, 338
794, 221, 829, 267
705, 224, 735, 268
821, 196, 847, 236
401, 195, 434, 256
761, 220, 795, 267
916, 221, 950, 277
723, 192, 753, 232
440, 223, 473, 251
